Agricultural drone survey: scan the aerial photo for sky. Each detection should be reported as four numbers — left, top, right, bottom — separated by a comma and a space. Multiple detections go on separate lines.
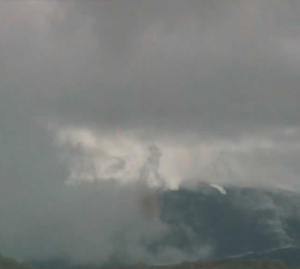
1, 0, 300, 264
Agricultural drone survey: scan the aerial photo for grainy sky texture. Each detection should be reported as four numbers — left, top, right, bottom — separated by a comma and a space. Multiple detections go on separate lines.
1, 0, 300, 263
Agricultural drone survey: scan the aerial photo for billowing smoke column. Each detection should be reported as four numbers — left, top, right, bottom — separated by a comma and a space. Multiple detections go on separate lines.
137, 144, 163, 220
0, 117, 174, 264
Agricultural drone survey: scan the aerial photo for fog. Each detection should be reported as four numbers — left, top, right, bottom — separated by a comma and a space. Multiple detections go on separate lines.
1, 0, 300, 264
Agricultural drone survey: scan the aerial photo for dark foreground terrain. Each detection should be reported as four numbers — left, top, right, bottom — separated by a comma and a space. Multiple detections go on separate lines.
0, 255, 34, 269
5, 184, 300, 269
0, 254, 296, 269
156, 184, 300, 267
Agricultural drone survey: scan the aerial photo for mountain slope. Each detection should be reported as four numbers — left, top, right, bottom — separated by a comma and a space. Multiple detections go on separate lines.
28, 184, 300, 267
241, 247, 300, 267
158, 183, 300, 263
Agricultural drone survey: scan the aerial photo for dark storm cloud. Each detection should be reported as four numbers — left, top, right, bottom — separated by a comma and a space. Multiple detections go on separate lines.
2, 0, 300, 136
26, 0, 300, 136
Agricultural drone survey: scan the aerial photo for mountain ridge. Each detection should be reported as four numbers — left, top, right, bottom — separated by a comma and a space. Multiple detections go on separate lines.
28, 183, 300, 267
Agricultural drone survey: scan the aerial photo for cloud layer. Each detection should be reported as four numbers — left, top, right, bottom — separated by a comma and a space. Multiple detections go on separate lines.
1, 0, 300, 263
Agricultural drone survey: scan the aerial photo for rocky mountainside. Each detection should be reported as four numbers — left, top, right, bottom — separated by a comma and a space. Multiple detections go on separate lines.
29, 183, 300, 268
157, 183, 300, 266
239, 246, 300, 267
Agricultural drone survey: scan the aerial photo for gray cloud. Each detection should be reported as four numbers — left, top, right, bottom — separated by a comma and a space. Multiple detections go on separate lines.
0, 111, 179, 264
31, 0, 300, 136
2, 0, 300, 134
1, 0, 300, 263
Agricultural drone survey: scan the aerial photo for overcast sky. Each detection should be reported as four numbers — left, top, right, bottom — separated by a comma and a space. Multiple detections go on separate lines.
1, 0, 300, 263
